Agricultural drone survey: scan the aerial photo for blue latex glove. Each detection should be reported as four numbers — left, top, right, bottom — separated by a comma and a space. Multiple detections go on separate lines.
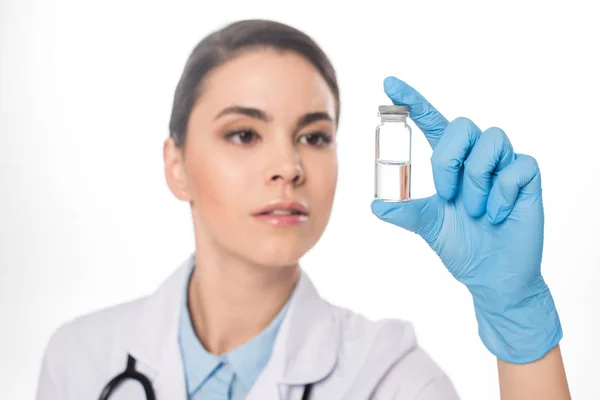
372, 77, 562, 364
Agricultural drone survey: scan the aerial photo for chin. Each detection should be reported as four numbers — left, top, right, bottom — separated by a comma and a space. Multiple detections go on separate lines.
244, 238, 313, 268
250, 250, 305, 269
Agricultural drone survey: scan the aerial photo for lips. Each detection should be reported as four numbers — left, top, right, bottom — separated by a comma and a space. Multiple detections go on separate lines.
253, 200, 309, 216
252, 200, 309, 227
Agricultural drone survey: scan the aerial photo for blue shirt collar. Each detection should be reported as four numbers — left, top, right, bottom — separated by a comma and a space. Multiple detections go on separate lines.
224, 300, 289, 388
178, 260, 290, 393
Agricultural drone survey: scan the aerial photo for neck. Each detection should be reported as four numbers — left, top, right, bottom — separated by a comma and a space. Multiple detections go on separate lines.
188, 243, 299, 355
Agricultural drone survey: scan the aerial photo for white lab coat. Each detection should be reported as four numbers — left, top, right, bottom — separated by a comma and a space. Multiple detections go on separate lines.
36, 255, 460, 399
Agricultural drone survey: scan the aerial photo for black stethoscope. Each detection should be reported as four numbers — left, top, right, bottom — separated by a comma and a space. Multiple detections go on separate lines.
99, 354, 313, 400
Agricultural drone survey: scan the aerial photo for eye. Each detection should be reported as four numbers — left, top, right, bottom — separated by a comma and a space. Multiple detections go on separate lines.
224, 129, 260, 145
299, 132, 333, 148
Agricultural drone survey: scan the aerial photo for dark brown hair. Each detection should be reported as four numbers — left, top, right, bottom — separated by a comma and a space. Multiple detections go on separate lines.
168, 19, 340, 149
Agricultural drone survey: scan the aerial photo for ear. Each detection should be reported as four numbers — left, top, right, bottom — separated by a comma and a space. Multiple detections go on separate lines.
163, 137, 191, 202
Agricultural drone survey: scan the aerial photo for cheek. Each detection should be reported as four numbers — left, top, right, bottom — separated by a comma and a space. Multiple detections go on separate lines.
188, 151, 253, 217
305, 152, 338, 211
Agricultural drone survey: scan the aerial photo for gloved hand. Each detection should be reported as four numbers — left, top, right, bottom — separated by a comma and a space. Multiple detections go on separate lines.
371, 76, 562, 364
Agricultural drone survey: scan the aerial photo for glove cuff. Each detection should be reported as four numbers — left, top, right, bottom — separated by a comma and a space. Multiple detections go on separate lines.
470, 279, 563, 364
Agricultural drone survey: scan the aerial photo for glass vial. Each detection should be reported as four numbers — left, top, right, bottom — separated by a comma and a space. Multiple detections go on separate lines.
375, 105, 412, 201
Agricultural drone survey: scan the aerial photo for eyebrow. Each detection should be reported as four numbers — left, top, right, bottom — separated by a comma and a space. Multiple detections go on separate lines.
214, 105, 333, 132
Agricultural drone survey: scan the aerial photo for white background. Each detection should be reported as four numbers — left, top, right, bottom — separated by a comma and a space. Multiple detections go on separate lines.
1, 0, 599, 398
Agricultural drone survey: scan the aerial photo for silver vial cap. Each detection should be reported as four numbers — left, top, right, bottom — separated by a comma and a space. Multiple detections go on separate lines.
379, 105, 410, 115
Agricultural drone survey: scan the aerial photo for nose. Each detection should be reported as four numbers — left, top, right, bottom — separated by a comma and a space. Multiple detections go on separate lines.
265, 152, 305, 186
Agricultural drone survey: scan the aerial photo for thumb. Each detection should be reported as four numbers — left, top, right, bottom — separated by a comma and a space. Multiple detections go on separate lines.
371, 196, 439, 239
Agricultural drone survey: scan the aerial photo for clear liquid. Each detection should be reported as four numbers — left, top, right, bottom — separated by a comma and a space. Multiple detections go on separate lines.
375, 160, 411, 201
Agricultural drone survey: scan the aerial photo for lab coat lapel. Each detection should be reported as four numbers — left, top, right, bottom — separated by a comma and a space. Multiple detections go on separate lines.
122, 255, 193, 399
122, 255, 340, 399
247, 269, 340, 399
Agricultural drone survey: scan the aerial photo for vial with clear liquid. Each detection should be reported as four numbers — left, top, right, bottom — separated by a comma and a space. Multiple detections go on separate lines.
375, 105, 412, 201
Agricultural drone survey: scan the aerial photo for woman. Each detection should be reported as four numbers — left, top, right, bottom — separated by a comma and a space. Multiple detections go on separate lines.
36, 19, 570, 399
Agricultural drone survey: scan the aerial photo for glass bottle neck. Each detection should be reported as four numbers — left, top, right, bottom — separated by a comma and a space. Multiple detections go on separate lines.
379, 114, 408, 123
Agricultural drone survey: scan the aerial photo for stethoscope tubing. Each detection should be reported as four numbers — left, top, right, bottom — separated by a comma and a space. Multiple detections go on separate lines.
98, 355, 155, 400
99, 354, 312, 400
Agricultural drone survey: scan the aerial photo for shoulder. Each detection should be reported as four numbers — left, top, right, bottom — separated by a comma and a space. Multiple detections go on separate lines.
329, 305, 459, 399
39, 259, 191, 368
36, 296, 147, 397
50, 296, 146, 350
36, 259, 192, 399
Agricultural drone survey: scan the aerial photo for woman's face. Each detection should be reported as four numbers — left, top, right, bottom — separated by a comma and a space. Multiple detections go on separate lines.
165, 49, 338, 268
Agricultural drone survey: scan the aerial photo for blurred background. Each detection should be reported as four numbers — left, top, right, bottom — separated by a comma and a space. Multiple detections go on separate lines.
1, 0, 598, 398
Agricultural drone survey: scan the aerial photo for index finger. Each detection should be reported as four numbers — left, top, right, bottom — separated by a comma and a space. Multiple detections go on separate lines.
384, 76, 449, 149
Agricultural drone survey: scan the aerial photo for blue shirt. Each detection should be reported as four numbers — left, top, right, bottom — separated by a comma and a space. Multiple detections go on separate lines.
177, 265, 289, 400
